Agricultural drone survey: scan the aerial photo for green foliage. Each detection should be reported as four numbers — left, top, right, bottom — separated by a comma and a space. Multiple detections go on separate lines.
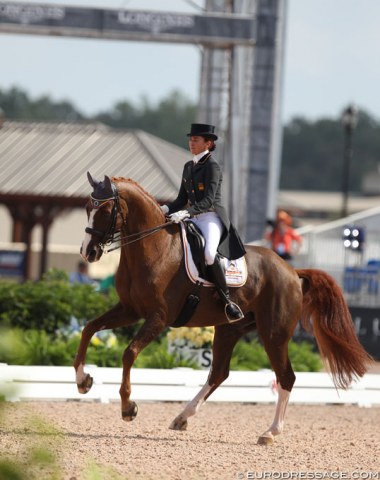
0, 273, 118, 334
0, 280, 71, 333
0, 274, 320, 371
0, 328, 76, 366
0, 415, 62, 480
230, 338, 321, 372
0, 86, 83, 123
95, 89, 197, 149
288, 340, 322, 372
86, 340, 125, 368
230, 338, 272, 371
1, 86, 196, 149
0, 328, 127, 367
0, 460, 26, 480
3, 86, 380, 191
0, 406, 124, 480
0, 325, 321, 372
134, 340, 199, 369
4, 85, 380, 191
82, 461, 124, 480
281, 110, 380, 193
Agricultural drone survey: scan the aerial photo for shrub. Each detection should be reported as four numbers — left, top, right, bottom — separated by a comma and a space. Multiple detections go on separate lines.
0, 324, 322, 372
288, 340, 322, 372
0, 328, 123, 367
134, 340, 199, 369
230, 338, 271, 371
0, 270, 118, 333
230, 338, 322, 372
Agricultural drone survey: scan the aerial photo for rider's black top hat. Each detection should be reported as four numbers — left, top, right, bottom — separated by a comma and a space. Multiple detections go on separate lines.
187, 123, 218, 140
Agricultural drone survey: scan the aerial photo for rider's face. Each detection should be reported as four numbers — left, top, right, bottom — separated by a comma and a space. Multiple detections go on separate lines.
188, 136, 211, 156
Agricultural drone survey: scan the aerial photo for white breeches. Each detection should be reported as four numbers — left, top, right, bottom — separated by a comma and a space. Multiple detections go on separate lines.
192, 212, 223, 265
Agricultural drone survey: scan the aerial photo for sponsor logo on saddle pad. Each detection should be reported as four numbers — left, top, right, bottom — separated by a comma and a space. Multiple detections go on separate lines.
180, 223, 248, 287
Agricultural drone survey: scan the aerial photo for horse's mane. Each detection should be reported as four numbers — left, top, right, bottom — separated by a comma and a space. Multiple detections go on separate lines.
112, 177, 162, 212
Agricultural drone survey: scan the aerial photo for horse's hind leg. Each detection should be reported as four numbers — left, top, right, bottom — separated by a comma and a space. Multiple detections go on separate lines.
170, 317, 256, 431
258, 339, 296, 445
74, 302, 137, 394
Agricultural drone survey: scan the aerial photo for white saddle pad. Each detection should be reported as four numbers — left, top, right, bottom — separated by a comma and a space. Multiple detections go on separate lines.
180, 222, 248, 287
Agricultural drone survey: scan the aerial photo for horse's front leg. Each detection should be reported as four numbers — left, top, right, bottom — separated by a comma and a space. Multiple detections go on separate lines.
120, 315, 166, 421
74, 302, 138, 394
170, 318, 255, 431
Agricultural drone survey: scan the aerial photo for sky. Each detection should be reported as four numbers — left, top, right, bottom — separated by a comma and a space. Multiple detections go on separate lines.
1, 0, 380, 123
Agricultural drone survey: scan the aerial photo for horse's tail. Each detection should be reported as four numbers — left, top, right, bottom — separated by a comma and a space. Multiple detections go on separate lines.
296, 268, 373, 389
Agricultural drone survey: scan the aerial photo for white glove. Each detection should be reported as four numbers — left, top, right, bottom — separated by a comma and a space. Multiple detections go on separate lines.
170, 210, 190, 223
160, 205, 169, 215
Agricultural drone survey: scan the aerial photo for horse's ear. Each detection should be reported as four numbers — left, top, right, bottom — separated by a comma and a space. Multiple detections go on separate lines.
87, 171, 98, 188
104, 175, 114, 195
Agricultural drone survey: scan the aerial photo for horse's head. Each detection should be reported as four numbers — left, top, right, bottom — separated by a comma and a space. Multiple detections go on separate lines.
80, 172, 125, 263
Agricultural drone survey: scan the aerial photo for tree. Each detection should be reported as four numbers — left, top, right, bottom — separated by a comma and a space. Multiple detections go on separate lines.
95, 89, 196, 148
0, 86, 83, 122
2, 85, 380, 192
280, 110, 380, 193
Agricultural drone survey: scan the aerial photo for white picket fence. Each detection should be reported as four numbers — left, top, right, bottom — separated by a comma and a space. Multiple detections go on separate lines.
1, 364, 379, 407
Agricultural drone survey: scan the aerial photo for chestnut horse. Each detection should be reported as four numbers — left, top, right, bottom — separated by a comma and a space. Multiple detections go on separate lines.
75, 174, 372, 445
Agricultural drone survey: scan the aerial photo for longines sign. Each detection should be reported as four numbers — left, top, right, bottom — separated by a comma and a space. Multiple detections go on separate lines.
117, 11, 195, 34
0, 3, 64, 23
0, 2, 255, 45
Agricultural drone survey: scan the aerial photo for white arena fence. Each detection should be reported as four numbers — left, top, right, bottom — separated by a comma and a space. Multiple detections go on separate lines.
292, 206, 380, 308
1, 365, 379, 407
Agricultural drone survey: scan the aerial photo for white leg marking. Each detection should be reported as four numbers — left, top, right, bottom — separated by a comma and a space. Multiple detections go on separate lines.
180, 382, 214, 420
76, 363, 86, 385
268, 383, 290, 435
81, 210, 95, 260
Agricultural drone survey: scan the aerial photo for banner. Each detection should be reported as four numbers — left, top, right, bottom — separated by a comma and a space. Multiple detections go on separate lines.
349, 307, 380, 360
0, 250, 25, 277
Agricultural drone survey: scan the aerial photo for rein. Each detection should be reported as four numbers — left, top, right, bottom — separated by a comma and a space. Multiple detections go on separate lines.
102, 222, 173, 253
87, 189, 173, 254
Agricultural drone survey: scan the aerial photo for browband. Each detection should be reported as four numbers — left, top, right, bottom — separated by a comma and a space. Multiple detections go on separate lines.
90, 196, 114, 209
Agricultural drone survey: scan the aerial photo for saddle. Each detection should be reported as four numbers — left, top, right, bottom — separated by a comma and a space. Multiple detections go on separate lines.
181, 221, 247, 288
172, 220, 247, 328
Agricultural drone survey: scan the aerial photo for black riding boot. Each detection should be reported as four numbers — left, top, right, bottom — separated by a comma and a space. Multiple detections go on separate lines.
207, 256, 244, 322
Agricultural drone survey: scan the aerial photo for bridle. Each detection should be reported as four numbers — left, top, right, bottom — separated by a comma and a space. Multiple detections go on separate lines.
85, 184, 172, 254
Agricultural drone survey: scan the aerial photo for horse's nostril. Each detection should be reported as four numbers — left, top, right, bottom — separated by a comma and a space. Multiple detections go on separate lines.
88, 249, 97, 263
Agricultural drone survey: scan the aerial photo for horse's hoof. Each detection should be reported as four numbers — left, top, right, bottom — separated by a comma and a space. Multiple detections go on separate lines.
121, 402, 138, 422
169, 416, 188, 431
257, 433, 274, 446
77, 374, 93, 394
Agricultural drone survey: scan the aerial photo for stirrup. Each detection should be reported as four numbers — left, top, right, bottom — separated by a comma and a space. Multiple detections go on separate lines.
225, 301, 244, 323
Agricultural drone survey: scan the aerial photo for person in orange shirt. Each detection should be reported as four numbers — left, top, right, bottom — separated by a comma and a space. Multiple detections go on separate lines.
265, 210, 302, 261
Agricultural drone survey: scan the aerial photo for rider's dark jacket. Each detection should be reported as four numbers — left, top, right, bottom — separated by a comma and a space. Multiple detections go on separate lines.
167, 153, 246, 260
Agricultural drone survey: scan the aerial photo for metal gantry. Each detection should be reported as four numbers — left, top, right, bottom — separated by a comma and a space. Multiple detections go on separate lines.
0, 0, 287, 242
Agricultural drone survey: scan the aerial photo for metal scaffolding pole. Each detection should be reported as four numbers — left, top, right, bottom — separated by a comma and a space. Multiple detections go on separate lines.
244, 0, 287, 242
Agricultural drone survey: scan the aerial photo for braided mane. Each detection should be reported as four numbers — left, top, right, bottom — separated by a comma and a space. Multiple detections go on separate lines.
112, 177, 162, 212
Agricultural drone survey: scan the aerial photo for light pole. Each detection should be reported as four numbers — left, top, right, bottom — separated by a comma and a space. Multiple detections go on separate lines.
341, 105, 358, 218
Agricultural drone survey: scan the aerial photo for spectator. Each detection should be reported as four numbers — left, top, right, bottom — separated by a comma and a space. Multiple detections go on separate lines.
265, 210, 302, 261
98, 273, 115, 294
69, 261, 96, 285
